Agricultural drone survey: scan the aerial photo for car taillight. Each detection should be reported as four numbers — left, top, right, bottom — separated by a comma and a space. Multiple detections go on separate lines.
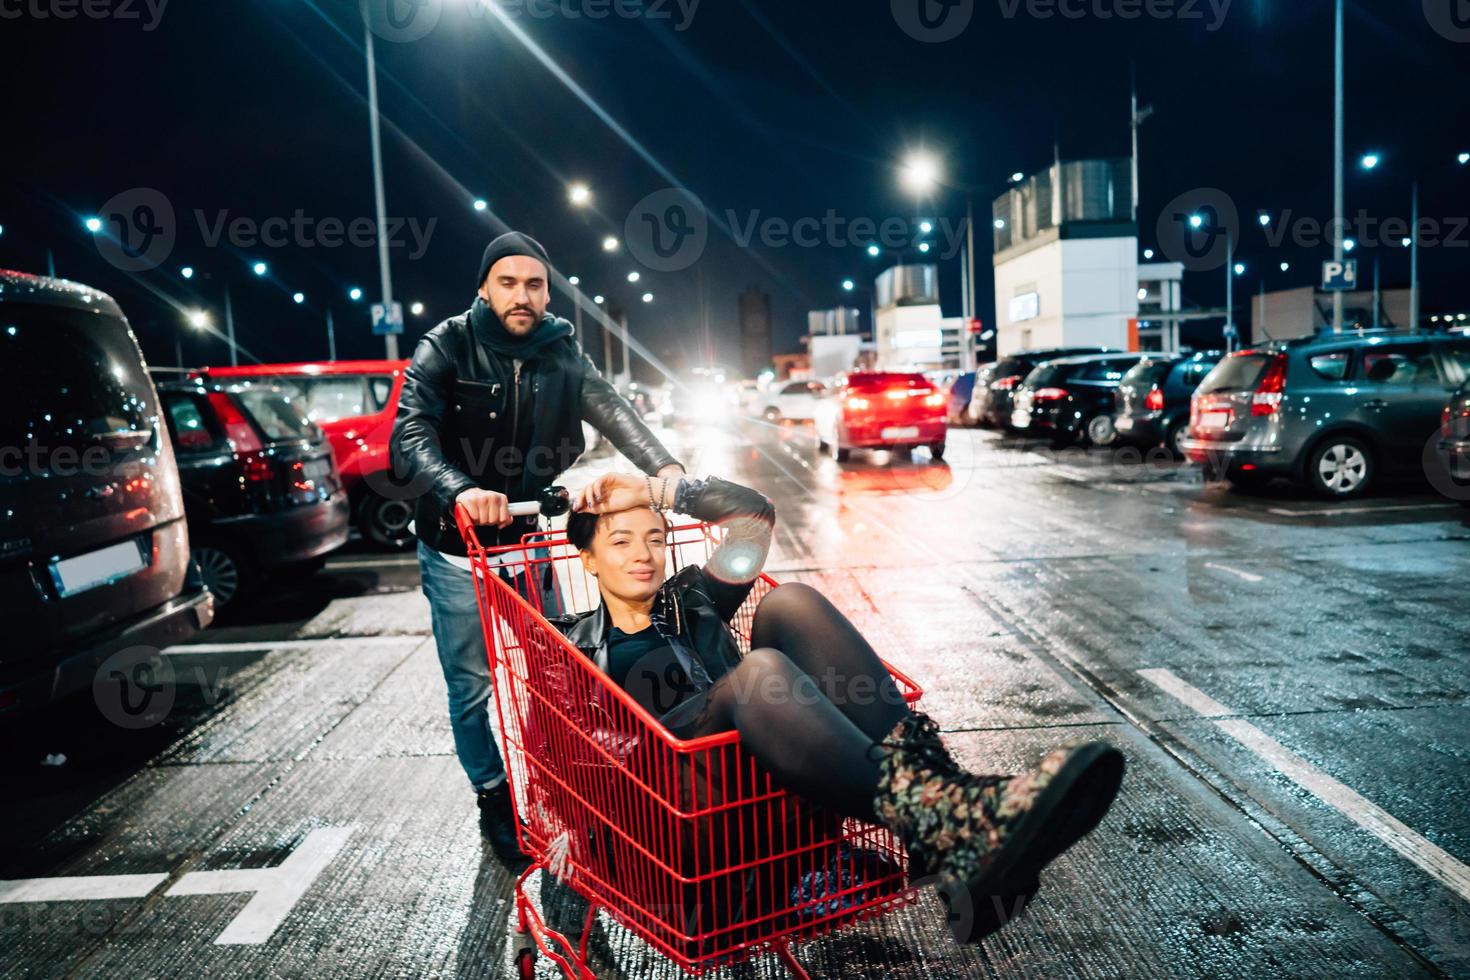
923, 391, 946, 408
846, 396, 870, 412
992, 375, 1021, 391
1034, 387, 1069, 403
1251, 354, 1288, 416
1145, 388, 1165, 412
1190, 394, 1201, 427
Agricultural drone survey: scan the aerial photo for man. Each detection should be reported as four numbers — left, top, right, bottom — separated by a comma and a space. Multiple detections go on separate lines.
392, 231, 683, 869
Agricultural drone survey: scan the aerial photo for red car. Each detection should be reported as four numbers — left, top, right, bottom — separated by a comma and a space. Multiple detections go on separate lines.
205, 360, 412, 548
815, 372, 949, 462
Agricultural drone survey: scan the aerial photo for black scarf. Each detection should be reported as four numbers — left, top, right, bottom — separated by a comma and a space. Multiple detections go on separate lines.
468, 297, 574, 359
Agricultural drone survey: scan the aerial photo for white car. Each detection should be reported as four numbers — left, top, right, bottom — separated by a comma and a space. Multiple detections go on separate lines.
756, 380, 828, 422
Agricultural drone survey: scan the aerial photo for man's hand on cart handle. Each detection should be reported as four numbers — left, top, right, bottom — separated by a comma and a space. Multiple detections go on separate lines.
456, 487, 513, 528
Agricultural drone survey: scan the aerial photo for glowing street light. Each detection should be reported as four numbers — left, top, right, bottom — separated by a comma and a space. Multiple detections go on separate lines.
602, 236, 619, 252
252, 261, 268, 276
1143, 248, 1155, 260
919, 220, 933, 234
593, 295, 605, 305
181, 266, 195, 280
567, 183, 591, 207
185, 309, 211, 330
349, 287, 363, 301
292, 292, 306, 304
899, 152, 941, 195
84, 216, 102, 233
1189, 214, 1205, 229
866, 244, 880, 257
1360, 153, 1380, 170
1459, 152, 1469, 166
918, 242, 931, 253
1280, 262, 1291, 273
410, 301, 426, 316
626, 271, 640, 283
841, 279, 855, 291
1258, 213, 1271, 226
1344, 238, 1357, 252
641, 292, 654, 303
568, 275, 581, 286
473, 198, 488, 212
1234, 262, 1246, 276
1009, 171, 1024, 184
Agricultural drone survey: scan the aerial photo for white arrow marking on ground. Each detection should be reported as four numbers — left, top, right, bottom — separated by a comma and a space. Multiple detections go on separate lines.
1140, 668, 1470, 904
1203, 562, 1264, 583
166, 827, 353, 944
0, 873, 168, 903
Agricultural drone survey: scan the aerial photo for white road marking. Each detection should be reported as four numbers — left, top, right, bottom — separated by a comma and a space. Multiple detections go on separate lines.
1140, 668, 1470, 905
325, 557, 420, 569
167, 827, 353, 944
1203, 562, 1265, 583
1267, 503, 1459, 517
1051, 466, 1092, 483
0, 873, 168, 903
162, 636, 427, 655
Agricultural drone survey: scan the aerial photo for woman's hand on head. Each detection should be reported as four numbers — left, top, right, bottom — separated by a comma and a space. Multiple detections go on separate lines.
574, 472, 654, 515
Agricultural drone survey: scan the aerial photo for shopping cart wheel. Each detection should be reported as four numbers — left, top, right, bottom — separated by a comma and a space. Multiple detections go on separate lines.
514, 947, 536, 979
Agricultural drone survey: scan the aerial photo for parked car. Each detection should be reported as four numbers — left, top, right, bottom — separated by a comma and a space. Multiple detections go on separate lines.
972, 347, 1112, 429
617, 382, 676, 426
1437, 376, 1470, 506
1010, 353, 1146, 446
815, 372, 948, 461
1114, 351, 1224, 458
206, 361, 412, 548
156, 378, 349, 608
1183, 331, 1470, 498
757, 379, 828, 423
946, 371, 978, 426
1, 271, 213, 712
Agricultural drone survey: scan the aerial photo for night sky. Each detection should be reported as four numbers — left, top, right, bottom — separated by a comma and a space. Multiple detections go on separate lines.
2, 0, 1467, 374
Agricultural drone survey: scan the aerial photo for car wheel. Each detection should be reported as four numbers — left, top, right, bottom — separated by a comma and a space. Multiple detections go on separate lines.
193, 544, 249, 609
1084, 414, 1117, 447
763, 406, 781, 422
835, 446, 851, 462
1165, 419, 1190, 460
929, 440, 947, 461
359, 491, 415, 550
1308, 436, 1374, 498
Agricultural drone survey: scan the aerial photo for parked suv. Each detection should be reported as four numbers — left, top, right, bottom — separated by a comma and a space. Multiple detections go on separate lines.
1010, 353, 1146, 446
0, 271, 213, 712
1184, 331, 1470, 498
1435, 372, 1470, 506
972, 347, 1112, 429
205, 361, 410, 548
156, 378, 349, 608
1114, 351, 1224, 458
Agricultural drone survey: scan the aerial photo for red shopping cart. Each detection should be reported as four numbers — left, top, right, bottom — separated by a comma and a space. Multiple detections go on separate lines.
458, 503, 924, 978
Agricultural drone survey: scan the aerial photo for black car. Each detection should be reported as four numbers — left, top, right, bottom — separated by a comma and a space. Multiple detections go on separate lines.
1437, 377, 1470, 506
971, 347, 1112, 429
1010, 352, 1146, 447
1114, 351, 1224, 458
0, 271, 213, 713
156, 378, 349, 608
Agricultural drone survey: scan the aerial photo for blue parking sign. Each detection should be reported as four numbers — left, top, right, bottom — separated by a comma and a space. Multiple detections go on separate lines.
371, 301, 404, 336
1321, 260, 1358, 292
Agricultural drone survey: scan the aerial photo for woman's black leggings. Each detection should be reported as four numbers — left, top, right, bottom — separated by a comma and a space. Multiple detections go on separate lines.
675, 583, 914, 821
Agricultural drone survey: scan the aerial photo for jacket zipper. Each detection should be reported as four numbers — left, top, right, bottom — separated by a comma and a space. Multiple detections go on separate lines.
441, 361, 523, 534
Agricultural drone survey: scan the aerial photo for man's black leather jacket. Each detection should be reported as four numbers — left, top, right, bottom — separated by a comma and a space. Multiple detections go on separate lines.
391, 309, 681, 554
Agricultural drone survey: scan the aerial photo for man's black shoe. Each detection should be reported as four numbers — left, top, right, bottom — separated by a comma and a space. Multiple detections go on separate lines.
477, 783, 530, 872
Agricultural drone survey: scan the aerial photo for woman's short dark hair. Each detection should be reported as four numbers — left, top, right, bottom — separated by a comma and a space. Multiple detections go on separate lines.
565, 508, 671, 553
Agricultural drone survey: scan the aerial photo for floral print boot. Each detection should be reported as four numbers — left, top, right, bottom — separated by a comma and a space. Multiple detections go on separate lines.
872, 712, 1125, 943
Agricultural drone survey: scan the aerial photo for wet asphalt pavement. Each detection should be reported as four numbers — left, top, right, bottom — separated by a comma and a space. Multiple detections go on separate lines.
3, 420, 1468, 979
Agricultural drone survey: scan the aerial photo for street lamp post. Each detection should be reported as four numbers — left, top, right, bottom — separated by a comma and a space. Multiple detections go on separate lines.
1332, 0, 1345, 333
364, 23, 398, 360
1410, 181, 1420, 332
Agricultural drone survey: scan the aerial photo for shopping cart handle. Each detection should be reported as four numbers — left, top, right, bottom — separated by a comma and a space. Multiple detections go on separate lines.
507, 485, 571, 518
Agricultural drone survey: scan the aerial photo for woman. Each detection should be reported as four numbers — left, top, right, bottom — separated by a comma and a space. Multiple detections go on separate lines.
557, 470, 1124, 942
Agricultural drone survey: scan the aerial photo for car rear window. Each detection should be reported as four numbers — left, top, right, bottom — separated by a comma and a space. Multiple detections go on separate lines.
1077, 359, 1137, 382
162, 391, 224, 453
992, 358, 1025, 379
0, 302, 154, 454
847, 373, 926, 391
1025, 362, 1069, 387
1121, 361, 1172, 390
1198, 353, 1273, 394
231, 387, 318, 442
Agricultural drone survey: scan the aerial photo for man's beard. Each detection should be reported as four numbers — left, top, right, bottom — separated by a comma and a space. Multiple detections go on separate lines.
499, 305, 540, 334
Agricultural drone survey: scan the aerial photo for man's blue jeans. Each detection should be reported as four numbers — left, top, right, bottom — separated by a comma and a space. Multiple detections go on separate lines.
419, 541, 506, 792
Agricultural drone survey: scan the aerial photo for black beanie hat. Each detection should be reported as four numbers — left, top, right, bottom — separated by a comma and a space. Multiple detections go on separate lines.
476, 232, 552, 290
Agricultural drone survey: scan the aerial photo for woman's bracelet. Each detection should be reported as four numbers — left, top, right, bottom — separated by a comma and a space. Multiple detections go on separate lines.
646, 475, 658, 511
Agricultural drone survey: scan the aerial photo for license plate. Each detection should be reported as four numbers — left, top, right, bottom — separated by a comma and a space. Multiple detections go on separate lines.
50, 539, 147, 597
881, 426, 920, 440
1200, 411, 1231, 429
